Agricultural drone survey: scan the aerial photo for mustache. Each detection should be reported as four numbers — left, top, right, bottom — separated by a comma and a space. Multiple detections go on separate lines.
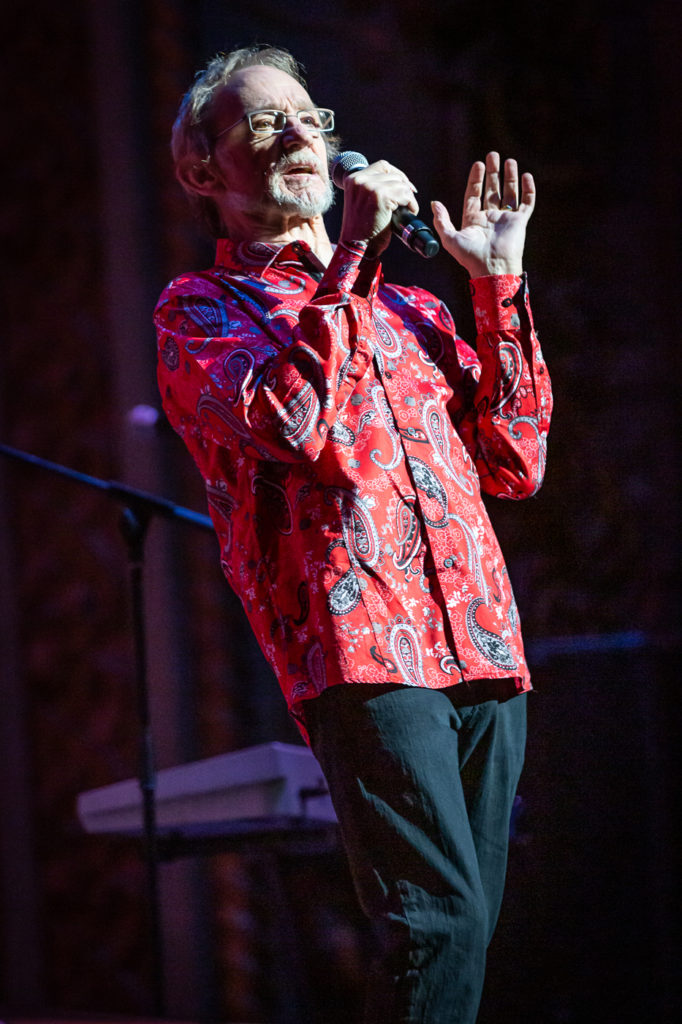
272, 149, 327, 175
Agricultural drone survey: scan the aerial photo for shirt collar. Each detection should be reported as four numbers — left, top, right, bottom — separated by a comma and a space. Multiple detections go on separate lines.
215, 237, 327, 280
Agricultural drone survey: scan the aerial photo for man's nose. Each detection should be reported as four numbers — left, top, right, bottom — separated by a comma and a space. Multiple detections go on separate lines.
281, 115, 317, 148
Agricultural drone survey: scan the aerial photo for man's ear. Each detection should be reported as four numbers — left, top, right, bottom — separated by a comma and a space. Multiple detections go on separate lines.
176, 154, 224, 197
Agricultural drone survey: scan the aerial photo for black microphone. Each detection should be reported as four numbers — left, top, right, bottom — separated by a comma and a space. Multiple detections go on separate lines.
330, 151, 440, 259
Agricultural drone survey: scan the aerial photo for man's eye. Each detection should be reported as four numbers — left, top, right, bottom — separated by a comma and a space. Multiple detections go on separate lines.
300, 114, 320, 128
251, 113, 278, 131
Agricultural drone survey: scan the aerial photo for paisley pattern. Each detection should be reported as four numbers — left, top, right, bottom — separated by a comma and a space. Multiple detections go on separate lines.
185, 297, 232, 348
408, 456, 449, 528
251, 475, 293, 535
305, 640, 327, 695
509, 415, 548, 495
368, 383, 402, 470
422, 399, 475, 495
491, 341, 523, 414
450, 515, 489, 603
328, 421, 355, 446
389, 622, 425, 687
325, 487, 380, 567
222, 349, 254, 403
278, 382, 320, 445
327, 569, 363, 617
205, 483, 238, 560
393, 495, 421, 571
155, 237, 552, 723
160, 335, 179, 371
371, 307, 404, 358
465, 598, 517, 671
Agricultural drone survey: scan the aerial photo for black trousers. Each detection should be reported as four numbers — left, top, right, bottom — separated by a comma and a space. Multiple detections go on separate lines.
304, 683, 527, 1024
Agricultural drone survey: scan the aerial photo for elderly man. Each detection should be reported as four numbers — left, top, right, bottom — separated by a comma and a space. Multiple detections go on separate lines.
155, 44, 551, 1024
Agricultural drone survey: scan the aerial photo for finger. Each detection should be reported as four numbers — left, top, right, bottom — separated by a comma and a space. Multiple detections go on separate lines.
484, 151, 501, 208
462, 160, 485, 222
501, 158, 519, 210
391, 191, 419, 216
431, 200, 457, 240
378, 174, 419, 211
347, 165, 417, 212
404, 193, 420, 214
367, 160, 417, 191
519, 171, 536, 216
369, 164, 419, 211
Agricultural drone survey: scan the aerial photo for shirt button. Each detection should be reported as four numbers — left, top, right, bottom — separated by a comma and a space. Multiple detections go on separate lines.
443, 557, 454, 568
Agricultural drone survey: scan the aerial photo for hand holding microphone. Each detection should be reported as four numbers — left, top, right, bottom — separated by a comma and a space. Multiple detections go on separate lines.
331, 151, 440, 259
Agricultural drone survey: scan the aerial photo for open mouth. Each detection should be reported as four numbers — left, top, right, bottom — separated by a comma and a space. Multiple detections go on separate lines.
282, 163, 317, 176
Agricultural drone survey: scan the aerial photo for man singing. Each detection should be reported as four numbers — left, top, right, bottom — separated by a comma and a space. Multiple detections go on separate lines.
155, 44, 552, 1024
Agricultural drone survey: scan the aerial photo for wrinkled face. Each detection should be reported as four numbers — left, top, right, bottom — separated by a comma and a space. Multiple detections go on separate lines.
208, 65, 334, 228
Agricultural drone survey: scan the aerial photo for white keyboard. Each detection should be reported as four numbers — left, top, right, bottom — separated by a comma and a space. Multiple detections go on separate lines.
76, 741, 337, 835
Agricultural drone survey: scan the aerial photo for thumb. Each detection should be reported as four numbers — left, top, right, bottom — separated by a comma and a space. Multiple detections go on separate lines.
431, 200, 456, 241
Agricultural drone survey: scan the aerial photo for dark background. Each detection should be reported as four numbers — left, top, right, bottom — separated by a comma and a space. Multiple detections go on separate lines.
1, 1, 680, 1022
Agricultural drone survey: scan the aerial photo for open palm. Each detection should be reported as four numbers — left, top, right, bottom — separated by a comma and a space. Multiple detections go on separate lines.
431, 152, 535, 277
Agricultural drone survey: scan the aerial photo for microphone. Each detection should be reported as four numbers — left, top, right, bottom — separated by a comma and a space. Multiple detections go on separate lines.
330, 151, 440, 259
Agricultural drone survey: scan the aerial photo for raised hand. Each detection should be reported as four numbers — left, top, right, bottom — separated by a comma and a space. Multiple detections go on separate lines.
431, 151, 535, 277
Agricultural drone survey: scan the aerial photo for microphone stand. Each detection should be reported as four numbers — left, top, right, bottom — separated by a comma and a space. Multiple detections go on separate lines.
0, 441, 213, 1015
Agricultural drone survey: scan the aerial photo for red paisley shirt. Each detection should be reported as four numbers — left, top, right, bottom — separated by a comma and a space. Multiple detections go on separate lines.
154, 237, 552, 731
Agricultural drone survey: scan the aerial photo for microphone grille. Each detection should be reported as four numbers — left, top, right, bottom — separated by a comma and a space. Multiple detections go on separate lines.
330, 150, 368, 187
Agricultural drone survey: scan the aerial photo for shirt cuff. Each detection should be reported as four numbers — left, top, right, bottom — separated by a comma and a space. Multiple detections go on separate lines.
316, 241, 382, 301
469, 274, 529, 332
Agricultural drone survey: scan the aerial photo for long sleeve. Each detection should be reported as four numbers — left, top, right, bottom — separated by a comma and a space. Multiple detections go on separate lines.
155, 241, 380, 464
408, 273, 552, 501
465, 273, 552, 498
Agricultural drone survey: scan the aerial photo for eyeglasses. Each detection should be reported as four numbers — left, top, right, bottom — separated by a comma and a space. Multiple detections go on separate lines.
214, 107, 335, 141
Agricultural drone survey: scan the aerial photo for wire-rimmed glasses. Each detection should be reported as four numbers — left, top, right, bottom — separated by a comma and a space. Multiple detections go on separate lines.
214, 107, 335, 142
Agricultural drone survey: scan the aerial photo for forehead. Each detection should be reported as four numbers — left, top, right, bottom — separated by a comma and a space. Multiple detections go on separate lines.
214, 65, 314, 121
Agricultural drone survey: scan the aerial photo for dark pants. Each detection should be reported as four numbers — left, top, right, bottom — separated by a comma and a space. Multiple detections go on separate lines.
303, 684, 527, 1024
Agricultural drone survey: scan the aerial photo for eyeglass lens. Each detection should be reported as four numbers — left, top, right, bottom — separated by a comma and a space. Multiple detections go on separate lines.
248, 109, 334, 134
